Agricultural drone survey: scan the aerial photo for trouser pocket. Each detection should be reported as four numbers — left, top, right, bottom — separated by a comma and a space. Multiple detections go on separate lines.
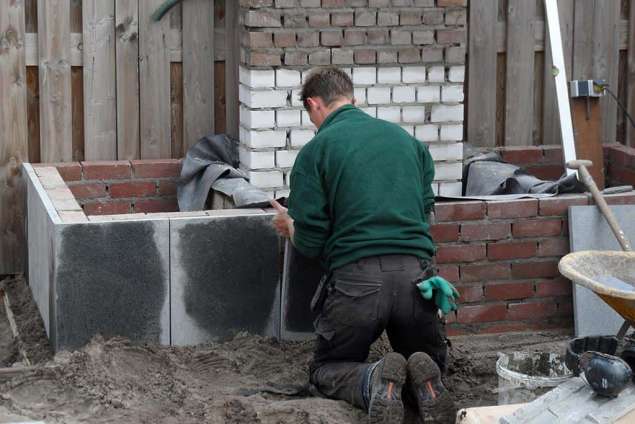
324, 274, 382, 327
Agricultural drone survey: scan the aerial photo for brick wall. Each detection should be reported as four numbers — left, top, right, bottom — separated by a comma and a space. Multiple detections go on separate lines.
37, 160, 181, 215
606, 143, 635, 187
433, 192, 635, 336
239, 0, 467, 198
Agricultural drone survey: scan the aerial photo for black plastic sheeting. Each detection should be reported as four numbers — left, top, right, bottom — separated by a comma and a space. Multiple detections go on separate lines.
177, 134, 280, 210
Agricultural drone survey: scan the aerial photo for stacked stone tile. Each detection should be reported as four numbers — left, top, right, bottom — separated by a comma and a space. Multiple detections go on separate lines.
239, 0, 467, 197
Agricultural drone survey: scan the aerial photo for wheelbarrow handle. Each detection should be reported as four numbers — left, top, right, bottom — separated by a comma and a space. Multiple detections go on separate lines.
566, 160, 632, 252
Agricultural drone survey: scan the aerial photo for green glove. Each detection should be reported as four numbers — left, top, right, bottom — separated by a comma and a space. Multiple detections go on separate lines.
416, 276, 459, 315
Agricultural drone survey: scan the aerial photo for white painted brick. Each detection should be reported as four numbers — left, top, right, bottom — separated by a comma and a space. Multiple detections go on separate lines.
301, 110, 317, 128
449, 66, 465, 83
276, 149, 299, 168
239, 85, 288, 108
415, 125, 439, 142
353, 67, 377, 85
239, 147, 275, 169
285, 172, 291, 186
240, 127, 287, 148
402, 66, 427, 83
354, 87, 367, 105
442, 85, 464, 103
276, 189, 291, 198
240, 106, 275, 129
290, 129, 315, 147
377, 67, 401, 84
434, 162, 463, 180
428, 66, 445, 83
428, 142, 463, 161
339, 67, 353, 78
400, 125, 414, 136
239, 66, 275, 88
301, 70, 310, 84
248, 170, 284, 188
417, 86, 440, 103
360, 106, 377, 117
392, 86, 416, 103
431, 182, 439, 197
440, 124, 464, 141
438, 181, 462, 197
291, 89, 303, 107
276, 69, 302, 87
402, 106, 426, 123
276, 109, 302, 127
377, 106, 401, 123
431, 104, 464, 123
367, 87, 391, 104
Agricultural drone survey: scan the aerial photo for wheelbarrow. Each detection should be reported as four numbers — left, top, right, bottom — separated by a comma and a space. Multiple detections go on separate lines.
559, 251, 635, 339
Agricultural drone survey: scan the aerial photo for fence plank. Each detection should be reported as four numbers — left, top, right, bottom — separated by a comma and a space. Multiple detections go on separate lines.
139, 0, 171, 158
183, 0, 214, 151
115, 0, 140, 159
594, 1, 621, 143
627, 0, 635, 146
468, 0, 498, 147
171, 63, 184, 158
543, 0, 574, 145
0, 0, 28, 273
83, 0, 117, 160
225, 0, 240, 139
505, 0, 536, 146
37, 0, 72, 162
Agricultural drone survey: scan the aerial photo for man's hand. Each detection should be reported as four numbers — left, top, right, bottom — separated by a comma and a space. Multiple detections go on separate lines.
270, 199, 295, 240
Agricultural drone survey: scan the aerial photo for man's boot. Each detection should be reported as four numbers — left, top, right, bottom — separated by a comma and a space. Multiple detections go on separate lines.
366, 352, 407, 424
406, 352, 457, 423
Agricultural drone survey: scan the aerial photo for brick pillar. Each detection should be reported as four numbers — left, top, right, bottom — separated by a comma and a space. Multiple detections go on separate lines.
238, 0, 467, 198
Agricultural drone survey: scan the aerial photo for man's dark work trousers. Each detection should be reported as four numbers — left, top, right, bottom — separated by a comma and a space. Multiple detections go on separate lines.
309, 254, 447, 409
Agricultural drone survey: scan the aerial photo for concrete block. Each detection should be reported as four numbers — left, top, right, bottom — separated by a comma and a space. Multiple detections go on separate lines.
428, 66, 445, 83
281, 241, 324, 340
170, 214, 281, 345
276, 69, 302, 87
440, 124, 464, 141
431, 104, 464, 123
402, 66, 427, 83
53, 219, 170, 350
239, 66, 275, 88
377, 67, 401, 84
442, 85, 464, 103
434, 162, 463, 180
439, 181, 462, 197
291, 88, 303, 107
377, 106, 401, 123
276, 109, 302, 127
239, 85, 288, 108
448, 66, 465, 83
247, 170, 284, 188
569, 205, 635, 336
400, 125, 415, 136
240, 127, 287, 148
353, 87, 367, 104
276, 150, 299, 168
239, 147, 276, 169
352, 67, 377, 85
402, 106, 426, 123
240, 106, 276, 129
429, 142, 463, 161
290, 129, 315, 147
417, 86, 440, 103
392, 86, 416, 103
367, 86, 392, 105
415, 125, 439, 142
360, 107, 377, 118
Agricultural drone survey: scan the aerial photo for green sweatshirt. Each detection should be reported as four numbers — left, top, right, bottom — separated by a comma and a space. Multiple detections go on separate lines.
287, 104, 436, 271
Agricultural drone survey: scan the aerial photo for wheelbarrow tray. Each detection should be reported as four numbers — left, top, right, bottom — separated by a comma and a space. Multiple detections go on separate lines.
559, 251, 635, 324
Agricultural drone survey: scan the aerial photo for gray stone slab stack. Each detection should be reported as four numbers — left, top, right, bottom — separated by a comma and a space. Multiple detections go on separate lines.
569, 205, 635, 337
170, 214, 282, 345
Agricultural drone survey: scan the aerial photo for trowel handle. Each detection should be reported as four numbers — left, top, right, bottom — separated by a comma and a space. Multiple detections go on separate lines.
566, 160, 632, 252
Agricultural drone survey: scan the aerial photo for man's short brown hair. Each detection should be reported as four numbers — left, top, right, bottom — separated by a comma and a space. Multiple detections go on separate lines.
300, 66, 354, 110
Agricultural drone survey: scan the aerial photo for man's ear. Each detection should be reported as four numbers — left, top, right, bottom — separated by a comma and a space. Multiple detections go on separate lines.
306, 97, 319, 111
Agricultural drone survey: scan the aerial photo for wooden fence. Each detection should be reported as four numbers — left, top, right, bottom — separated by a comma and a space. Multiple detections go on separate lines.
0, 0, 239, 274
468, 0, 635, 148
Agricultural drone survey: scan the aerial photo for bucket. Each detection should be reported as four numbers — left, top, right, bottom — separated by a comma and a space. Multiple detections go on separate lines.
496, 351, 573, 405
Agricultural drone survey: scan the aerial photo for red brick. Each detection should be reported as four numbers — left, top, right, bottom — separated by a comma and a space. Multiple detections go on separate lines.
398, 48, 421, 63
512, 260, 560, 279
430, 224, 459, 242
435, 244, 486, 264
512, 219, 562, 238
535, 278, 572, 297
51, 162, 82, 181
603, 192, 635, 205
82, 161, 131, 180
243, 31, 274, 48
354, 49, 376, 64
488, 241, 537, 260
437, 0, 466, 5
477, 322, 548, 334
134, 198, 179, 213
158, 180, 177, 196
457, 285, 483, 303
608, 144, 633, 167
460, 222, 510, 241
539, 195, 588, 216
436, 265, 459, 282
131, 159, 181, 178
446, 327, 466, 337
83, 200, 132, 215
435, 201, 486, 222
68, 183, 107, 199
484, 281, 534, 301
460, 263, 511, 282
487, 199, 538, 219
507, 302, 557, 321
249, 51, 283, 66
556, 299, 573, 316
274, 31, 296, 47
525, 165, 565, 181
322, 0, 345, 6
542, 145, 564, 163
538, 238, 569, 257
110, 182, 157, 198
500, 146, 543, 165
457, 304, 507, 323
609, 168, 635, 186
285, 51, 308, 65
436, 29, 466, 44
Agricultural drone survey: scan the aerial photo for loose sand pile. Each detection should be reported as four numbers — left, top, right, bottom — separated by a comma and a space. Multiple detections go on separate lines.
0, 277, 570, 423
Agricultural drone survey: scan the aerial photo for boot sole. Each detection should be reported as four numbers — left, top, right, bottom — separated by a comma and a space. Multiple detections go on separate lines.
407, 352, 457, 424
369, 352, 407, 424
